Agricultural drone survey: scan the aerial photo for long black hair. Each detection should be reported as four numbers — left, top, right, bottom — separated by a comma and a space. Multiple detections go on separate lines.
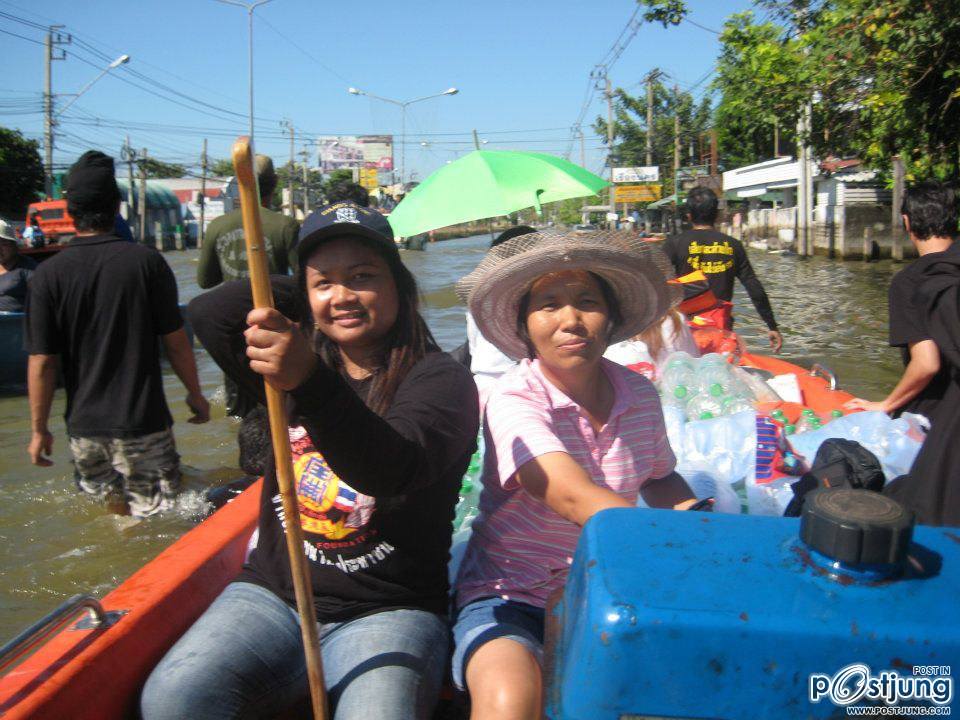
298, 234, 437, 416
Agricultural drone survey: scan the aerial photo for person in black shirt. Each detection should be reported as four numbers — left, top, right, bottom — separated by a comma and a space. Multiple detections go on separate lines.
25, 151, 209, 517
0, 219, 36, 312
142, 203, 479, 720
664, 187, 783, 352
846, 182, 957, 423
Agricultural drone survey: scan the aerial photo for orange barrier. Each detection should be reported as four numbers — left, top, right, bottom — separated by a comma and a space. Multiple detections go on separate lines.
0, 482, 261, 720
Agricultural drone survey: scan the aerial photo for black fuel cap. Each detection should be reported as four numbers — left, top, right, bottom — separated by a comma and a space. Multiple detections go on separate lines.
800, 488, 915, 565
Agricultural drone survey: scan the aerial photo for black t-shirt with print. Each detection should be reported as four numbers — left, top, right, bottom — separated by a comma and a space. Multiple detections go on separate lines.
664, 228, 778, 330
187, 279, 480, 622
24, 234, 182, 437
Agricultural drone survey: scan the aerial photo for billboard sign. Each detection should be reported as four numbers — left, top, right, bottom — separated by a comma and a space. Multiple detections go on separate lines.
612, 166, 660, 183
359, 167, 379, 190
613, 184, 663, 203
317, 135, 394, 173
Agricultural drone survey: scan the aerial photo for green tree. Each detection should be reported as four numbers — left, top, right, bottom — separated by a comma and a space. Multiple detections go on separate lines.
209, 158, 235, 177
0, 127, 44, 217
140, 158, 186, 178
594, 82, 712, 197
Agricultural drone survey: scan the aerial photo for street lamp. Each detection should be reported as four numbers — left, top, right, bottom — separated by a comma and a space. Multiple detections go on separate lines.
348, 86, 458, 185
55, 54, 130, 118
214, 0, 275, 144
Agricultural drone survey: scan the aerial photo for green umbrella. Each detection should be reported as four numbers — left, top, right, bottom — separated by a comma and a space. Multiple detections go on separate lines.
386, 150, 609, 237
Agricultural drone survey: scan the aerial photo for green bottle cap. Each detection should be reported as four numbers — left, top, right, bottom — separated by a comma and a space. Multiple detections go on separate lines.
802, 409, 816, 417
772, 409, 785, 418
699, 411, 714, 420
674, 385, 688, 399
710, 383, 724, 397
785, 424, 796, 434
831, 409, 844, 418
461, 479, 473, 494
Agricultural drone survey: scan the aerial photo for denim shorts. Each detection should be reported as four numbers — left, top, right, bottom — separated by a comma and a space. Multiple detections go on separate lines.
451, 596, 545, 690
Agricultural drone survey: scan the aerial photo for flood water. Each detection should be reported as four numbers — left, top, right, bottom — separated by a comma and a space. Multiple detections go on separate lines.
0, 234, 904, 639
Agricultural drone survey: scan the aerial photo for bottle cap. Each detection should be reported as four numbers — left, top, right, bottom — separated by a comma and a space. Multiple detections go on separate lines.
831, 409, 844, 418
802, 409, 816, 417
800, 488, 914, 566
674, 385, 688, 399
784, 424, 796, 434
709, 383, 724, 397
699, 411, 714, 420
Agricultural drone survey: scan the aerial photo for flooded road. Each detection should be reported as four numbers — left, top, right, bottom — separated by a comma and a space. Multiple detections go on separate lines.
0, 234, 904, 639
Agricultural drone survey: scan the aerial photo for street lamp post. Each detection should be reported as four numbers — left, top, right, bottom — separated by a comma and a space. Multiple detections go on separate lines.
348, 86, 458, 186
55, 54, 130, 119
214, 0, 274, 144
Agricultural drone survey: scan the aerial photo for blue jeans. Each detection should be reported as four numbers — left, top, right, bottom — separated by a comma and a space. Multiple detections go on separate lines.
141, 582, 448, 720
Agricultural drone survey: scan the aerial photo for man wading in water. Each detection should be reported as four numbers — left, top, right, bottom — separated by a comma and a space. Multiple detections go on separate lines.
25, 150, 209, 517
663, 187, 783, 352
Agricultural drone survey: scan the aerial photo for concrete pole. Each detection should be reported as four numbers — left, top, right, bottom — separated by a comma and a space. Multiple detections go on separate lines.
199, 138, 208, 249
287, 123, 295, 216
579, 127, 585, 168
43, 31, 53, 199
773, 118, 780, 158
124, 136, 136, 235
891, 155, 905, 261
606, 75, 615, 219
796, 109, 810, 257
673, 85, 681, 205
300, 147, 310, 214
645, 73, 655, 167
139, 149, 148, 247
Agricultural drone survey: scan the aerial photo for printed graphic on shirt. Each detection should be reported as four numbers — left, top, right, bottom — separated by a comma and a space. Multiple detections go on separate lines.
687, 239, 734, 275
293, 451, 375, 540
215, 229, 276, 281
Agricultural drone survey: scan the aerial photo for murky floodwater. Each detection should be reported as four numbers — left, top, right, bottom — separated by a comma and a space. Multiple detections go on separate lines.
0, 234, 904, 639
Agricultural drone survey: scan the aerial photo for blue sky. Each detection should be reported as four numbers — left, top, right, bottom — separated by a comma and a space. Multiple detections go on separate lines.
1, 0, 754, 182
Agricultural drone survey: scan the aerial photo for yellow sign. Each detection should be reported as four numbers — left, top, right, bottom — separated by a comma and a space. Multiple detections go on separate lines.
613, 184, 662, 203
359, 167, 379, 190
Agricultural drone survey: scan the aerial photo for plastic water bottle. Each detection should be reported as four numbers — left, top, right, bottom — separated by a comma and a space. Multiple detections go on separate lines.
686, 394, 724, 421
660, 353, 698, 406
770, 408, 787, 426
721, 396, 755, 416
795, 409, 822, 433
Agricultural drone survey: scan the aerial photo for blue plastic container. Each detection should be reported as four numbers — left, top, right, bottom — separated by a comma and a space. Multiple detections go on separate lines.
547, 507, 960, 719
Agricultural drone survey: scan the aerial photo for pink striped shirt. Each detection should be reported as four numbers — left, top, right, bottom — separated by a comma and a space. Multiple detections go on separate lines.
455, 358, 675, 609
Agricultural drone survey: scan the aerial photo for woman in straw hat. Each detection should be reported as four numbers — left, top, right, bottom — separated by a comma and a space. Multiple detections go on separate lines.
451, 229, 699, 720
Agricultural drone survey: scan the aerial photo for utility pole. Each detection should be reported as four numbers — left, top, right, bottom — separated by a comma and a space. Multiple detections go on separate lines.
773, 118, 780, 158
605, 75, 616, 219
43, 26, 70, 198
674, 85, 681, 221
299, 146, 311, 214
280, 119, 294, 216
891, 155, 905, 261
199, 138, 208, 249
139, 148, 148, 247
644, 68, 662, 168
121, 136, 137, 237
794, 0, 814, 257
579, 126, 586, 168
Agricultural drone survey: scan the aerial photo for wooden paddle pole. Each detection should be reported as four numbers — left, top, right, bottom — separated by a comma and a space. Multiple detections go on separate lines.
232, 137, 329, 720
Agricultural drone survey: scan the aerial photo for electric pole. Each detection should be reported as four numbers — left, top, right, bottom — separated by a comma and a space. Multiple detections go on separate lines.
644, 68, 662, 168
674, 85, 681, 209
139, 148, 148, 247
299, 146, 311, 214
43, 26, 70, 198
280, 119, 294, 216
121, 136, 137, 237
579, 127, 586, 168
199, 138, 208, 249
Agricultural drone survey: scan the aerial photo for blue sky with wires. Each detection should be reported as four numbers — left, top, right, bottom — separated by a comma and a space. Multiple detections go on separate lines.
1, 0, 751, 181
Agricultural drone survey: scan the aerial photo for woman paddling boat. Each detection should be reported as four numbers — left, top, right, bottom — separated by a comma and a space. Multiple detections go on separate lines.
141, 202, 479, 719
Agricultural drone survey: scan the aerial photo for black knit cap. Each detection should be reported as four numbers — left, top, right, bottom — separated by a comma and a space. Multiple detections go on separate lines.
65, 151, 121, 213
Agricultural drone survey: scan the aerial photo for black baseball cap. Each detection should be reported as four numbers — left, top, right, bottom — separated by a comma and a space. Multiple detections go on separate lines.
297, 202, 398, 267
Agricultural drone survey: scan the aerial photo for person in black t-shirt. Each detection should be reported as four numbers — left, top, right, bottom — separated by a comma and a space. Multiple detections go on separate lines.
663, 187, 783, 352
845, 182, 957, 423
141, 203, 479, 720
25, 151, 209, 518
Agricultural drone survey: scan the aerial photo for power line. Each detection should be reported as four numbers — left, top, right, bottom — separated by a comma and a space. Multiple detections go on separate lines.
683, 17, 721, 35
0, 24, 43, 45
256, 14, 353, 86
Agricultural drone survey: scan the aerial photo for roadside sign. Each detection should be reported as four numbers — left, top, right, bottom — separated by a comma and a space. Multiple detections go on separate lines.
359, 167, 379, 190
612, 166, 659, 183
613, 184, 662, 203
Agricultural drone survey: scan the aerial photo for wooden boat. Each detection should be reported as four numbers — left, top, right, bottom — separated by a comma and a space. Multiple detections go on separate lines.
0, 354, 855, 718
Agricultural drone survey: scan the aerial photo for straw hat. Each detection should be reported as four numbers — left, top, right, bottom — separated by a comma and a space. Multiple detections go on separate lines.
457, 229, 681, 360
